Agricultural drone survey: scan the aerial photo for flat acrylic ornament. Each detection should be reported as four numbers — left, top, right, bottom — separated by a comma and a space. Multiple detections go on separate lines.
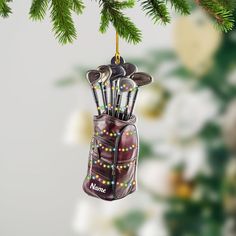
83, 33, 152, 201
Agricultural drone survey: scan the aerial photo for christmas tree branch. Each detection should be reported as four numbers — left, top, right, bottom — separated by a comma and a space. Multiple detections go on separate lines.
0, 0, 12, 18
140, 0, 170, 24
195, 0, 235, 32
30, 0, 48, 20
0, 0, 235, 44
99, 0, 142, 44
168, 0, 190, 15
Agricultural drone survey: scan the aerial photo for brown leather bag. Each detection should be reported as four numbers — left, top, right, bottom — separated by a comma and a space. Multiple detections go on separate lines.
83, 114, 139, 201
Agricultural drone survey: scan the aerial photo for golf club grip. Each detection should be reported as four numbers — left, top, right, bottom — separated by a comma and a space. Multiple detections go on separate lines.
129, 89, 138, 118
92, 87, 101, 115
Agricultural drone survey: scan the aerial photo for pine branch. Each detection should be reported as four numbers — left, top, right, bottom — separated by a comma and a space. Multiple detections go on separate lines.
30, 0, 48, 20
0, 0, 12, 18
140, 0, 170, 24
113, 0, 135, 9
70, 0, 85, 15
99, 0, 142, 44
0, 0, 235, 44
112, 11, 142, 44
100, 7, 110, 33
196, 0, 234, 32
167, 0, 190, 15
216, 0, 236, 10
50, 0, 77, 44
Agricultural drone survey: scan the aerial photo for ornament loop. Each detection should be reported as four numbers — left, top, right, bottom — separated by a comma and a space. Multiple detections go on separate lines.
115, 32, 121, 64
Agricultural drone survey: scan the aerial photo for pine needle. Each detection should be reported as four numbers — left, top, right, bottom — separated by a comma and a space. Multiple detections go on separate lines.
50, 0, 77, 44
30, 0, 48, 20
0, 0, 12, 18
140, 0, 170, 24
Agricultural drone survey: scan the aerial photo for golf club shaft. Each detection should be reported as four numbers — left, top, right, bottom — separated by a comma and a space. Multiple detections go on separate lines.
99, 82, 106, 113
112, 80, 118, 116
109, 81, 113, 116
114, 94, 121, 118
129, 88, 139, 119
92, 87, 101, 115
123, 91, 131, 120
103, 84, 108, 114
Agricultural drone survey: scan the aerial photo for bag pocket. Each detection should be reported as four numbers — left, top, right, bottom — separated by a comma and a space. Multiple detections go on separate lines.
83, 165, 115, 201
92, 135, 116, 163
113, 158, 137, 199
111, 124, 139, 199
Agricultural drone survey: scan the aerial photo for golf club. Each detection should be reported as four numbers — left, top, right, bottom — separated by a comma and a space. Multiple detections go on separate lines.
122, 80, 137, 120
86, 70, 102, 115
109, 65, 126, 115
97, 65, 112, 114
128, 72, 153, 119
122, 62, 138, 77
114, 77, 136, 119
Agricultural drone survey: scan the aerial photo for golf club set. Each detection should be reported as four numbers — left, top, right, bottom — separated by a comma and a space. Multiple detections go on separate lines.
86, 57, 152, 121
83, 57, 152, 200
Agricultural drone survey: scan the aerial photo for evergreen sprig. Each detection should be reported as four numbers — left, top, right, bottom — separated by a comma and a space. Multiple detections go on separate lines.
196, 0, 235, 32
99, 0, 142, 44
30, 0, 48, 20
0, 0, 12, 18
140, 0, 170, 24
0, 0, 235, 44
168, 0, 190, 15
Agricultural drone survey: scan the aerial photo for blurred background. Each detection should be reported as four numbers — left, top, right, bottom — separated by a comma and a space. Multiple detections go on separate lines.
1, 1, 236, 236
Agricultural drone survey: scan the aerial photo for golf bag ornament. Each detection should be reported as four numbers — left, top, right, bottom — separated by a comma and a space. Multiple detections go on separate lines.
83, 56, 152, 201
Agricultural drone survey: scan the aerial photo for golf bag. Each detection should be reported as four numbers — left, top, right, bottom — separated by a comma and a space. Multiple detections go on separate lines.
83, 114, 139, 201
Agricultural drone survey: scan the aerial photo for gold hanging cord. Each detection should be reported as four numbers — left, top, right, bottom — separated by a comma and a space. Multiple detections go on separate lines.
115, 31, 120, 64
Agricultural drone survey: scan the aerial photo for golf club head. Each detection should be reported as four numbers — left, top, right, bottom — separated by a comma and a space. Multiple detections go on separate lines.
86, 70, 101, 85
117, 77, 137, 94
110, 65, 126, 81
97, 65, 112, 84
131, 72, 153, 87
122, 63, 138, 76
